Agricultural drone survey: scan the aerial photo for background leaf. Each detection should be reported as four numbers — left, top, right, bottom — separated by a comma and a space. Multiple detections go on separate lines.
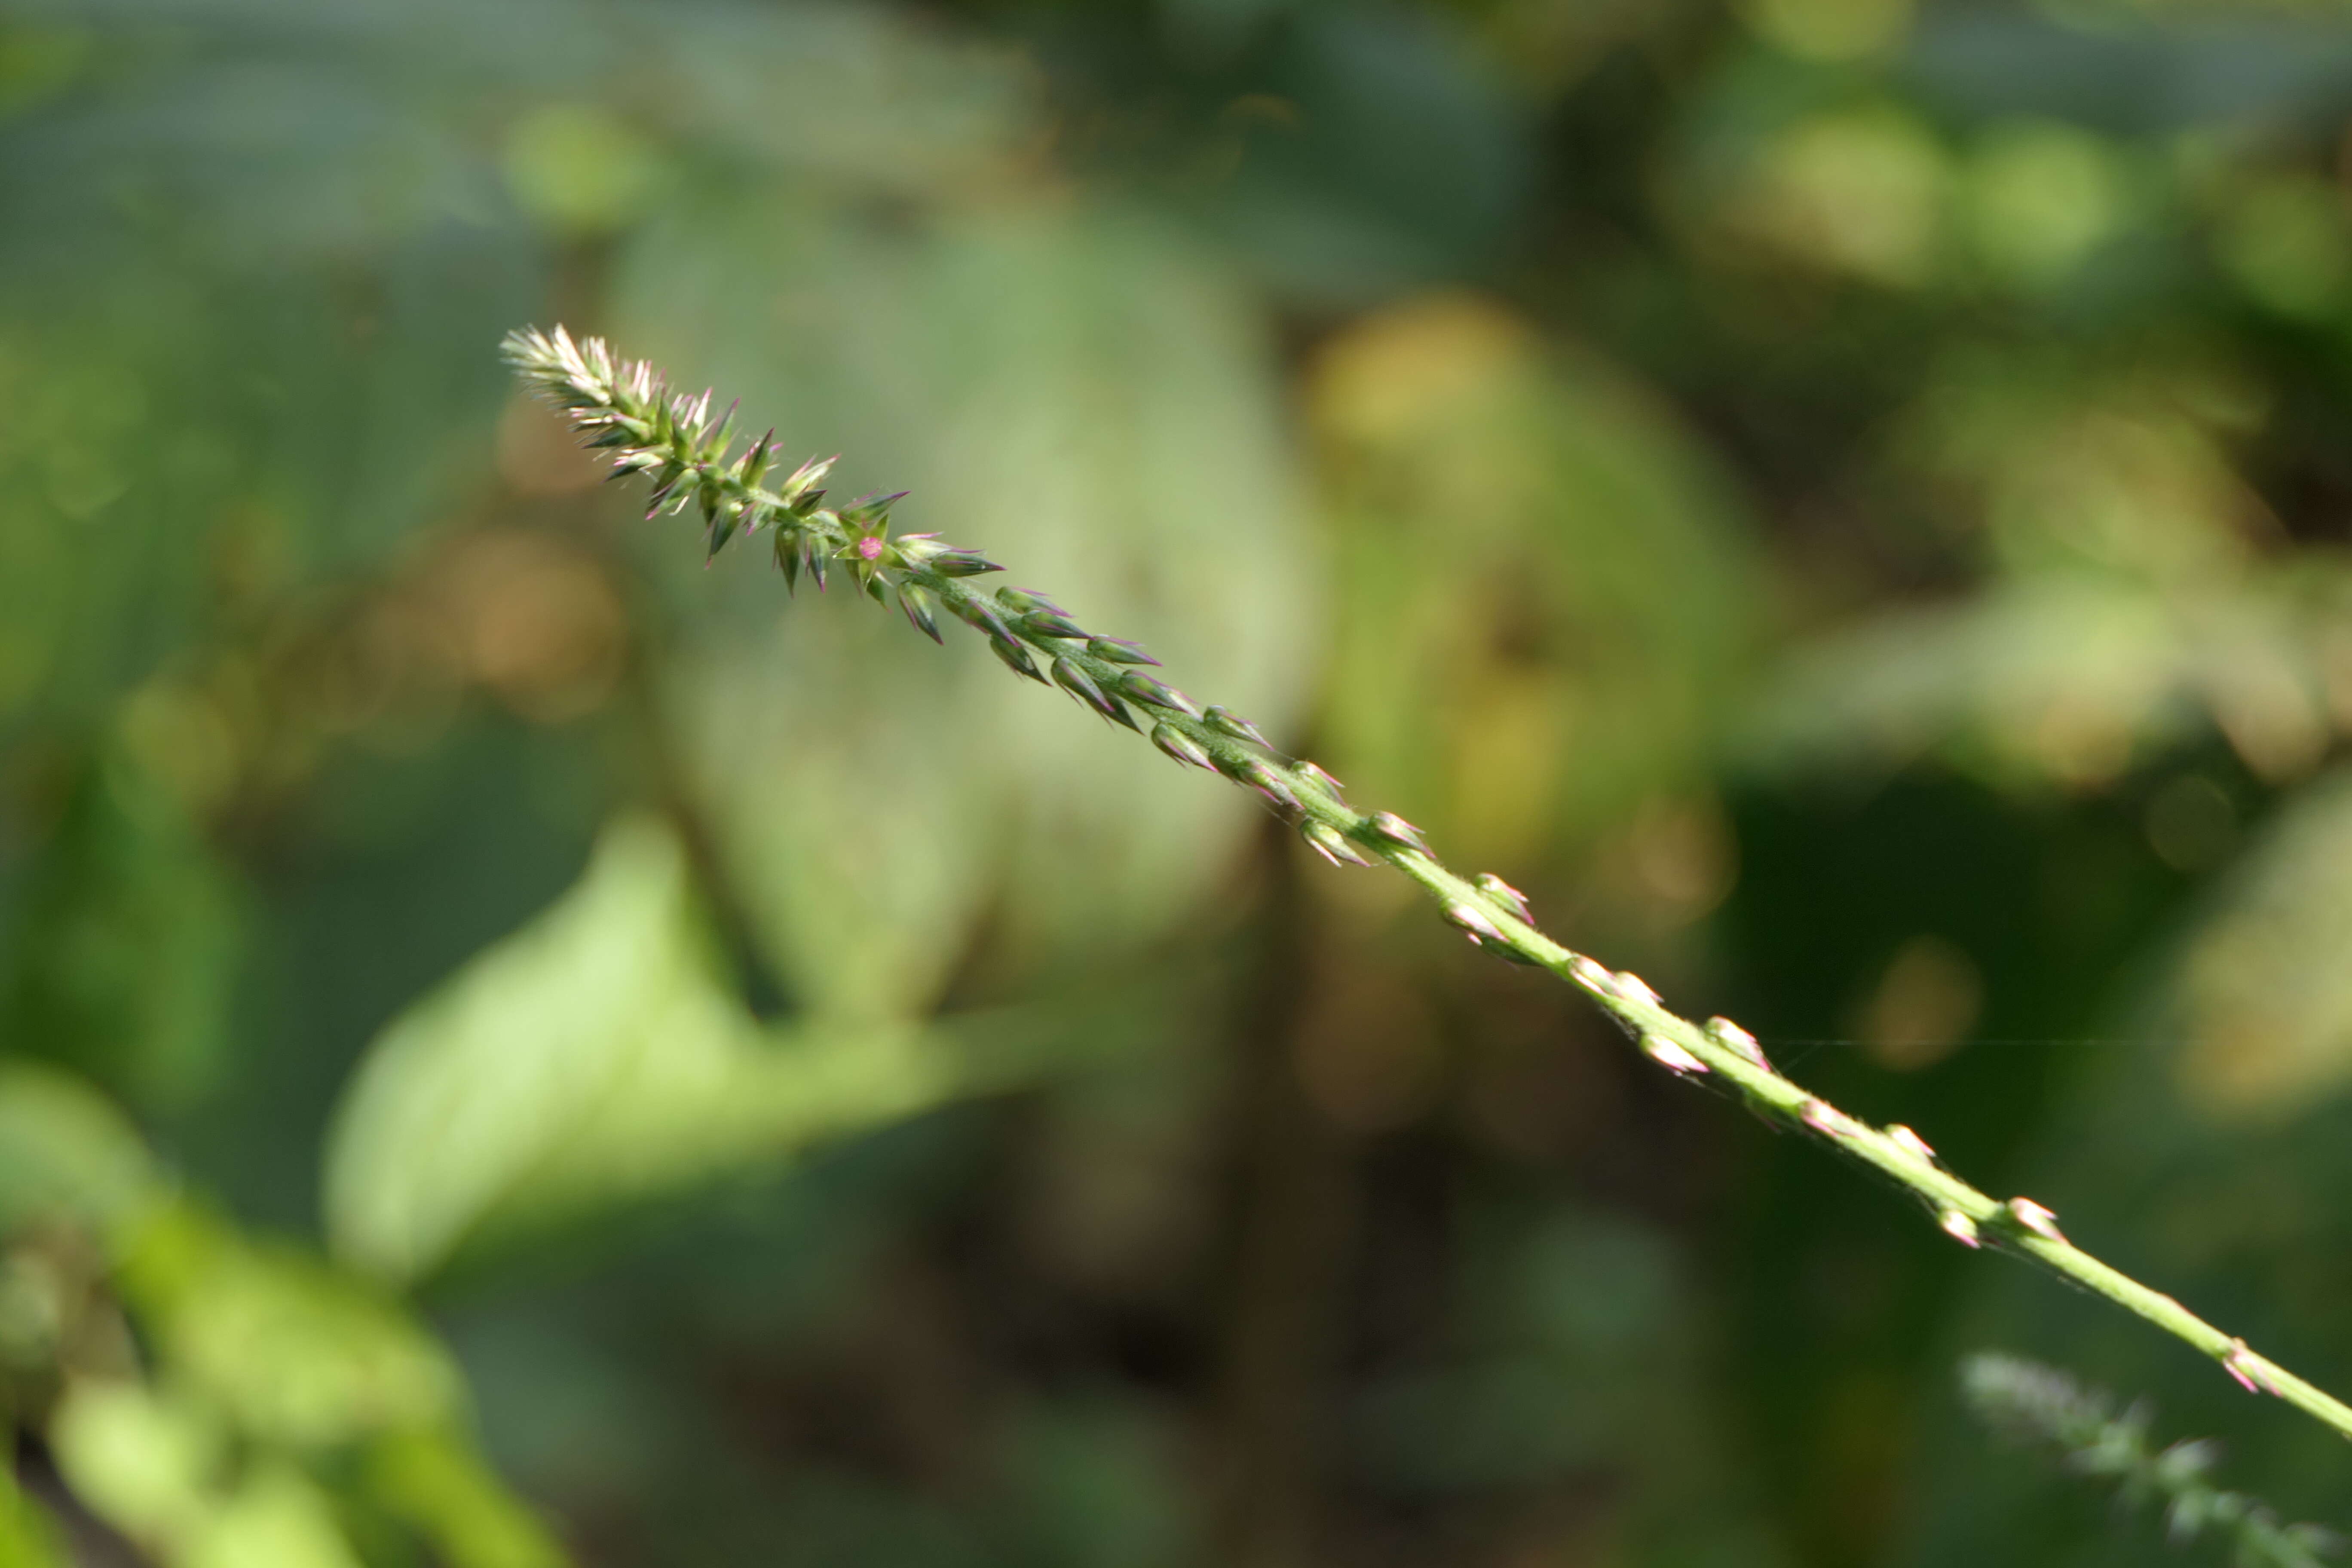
618, 200, 1317, 1014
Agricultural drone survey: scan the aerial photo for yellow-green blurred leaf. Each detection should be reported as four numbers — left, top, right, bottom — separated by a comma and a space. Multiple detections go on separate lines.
366, 1426, 566, 1568
1960, 119, 2133, 291
1898, 350, 2269, 585
0, 1063, 157, 1235
0, 1464, 67, 1568
2170, 765, 2352, 1121
1701, 102, 1950, 288
323, 816, 991, 1281
117, 1206, 459, 1449
1308, 293, 1761, 871
48, 1378, 224, 1554
323, 816, 748, 1279
1745, 573, 2342, 789
182, 1465, 363, 1568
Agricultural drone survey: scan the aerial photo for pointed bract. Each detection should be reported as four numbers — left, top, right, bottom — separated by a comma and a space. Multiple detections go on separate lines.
1297, 763, 1346, 799
997, 588, 1061, 616
1300, 821, 1372, 867
1150, 723, 1215, 769
706, 513, 738, 561
991, 634, 1047, 683
1113, 672, 1199, 717
738, 428, 775, 488
898, 583, 943, 643
952, 594, 1014, 643
840, 490, 910, 528
1473, 873, 1531, 922
781, 453, 839, 502
1442, 901, 1506, 942
1051, 657, 1135, 729
1017, 609, 1087, 641
1226, 757, 1296, 809
1203, 706, 1268, 747
1088, 637, 1161, 667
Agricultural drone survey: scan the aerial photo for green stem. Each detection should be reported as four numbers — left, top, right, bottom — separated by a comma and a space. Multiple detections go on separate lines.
504, 324, 2352, 1446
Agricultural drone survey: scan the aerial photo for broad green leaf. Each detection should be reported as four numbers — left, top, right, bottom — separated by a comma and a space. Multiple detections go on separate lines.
48, 1378, 224, 1556
365, 1426, 567, 1568
51, 1381, 463, 1568
44, 1208, 558, 1567
323, 816, 989, 1282
323, 816, 740, 1280
117, 1205, 460, 1449
181, 1466, 364, 1568
0, 1061, 158, 1234
0, 1464, 67, 1568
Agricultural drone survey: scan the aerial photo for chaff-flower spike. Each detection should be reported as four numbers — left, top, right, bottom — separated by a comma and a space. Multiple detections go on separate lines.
504, 322, 2352, 1448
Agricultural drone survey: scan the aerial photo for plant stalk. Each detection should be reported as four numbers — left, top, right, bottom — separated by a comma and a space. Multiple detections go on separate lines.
504, 324, 2352, 1446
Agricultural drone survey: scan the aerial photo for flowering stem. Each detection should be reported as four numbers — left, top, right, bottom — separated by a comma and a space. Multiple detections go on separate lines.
503, 325, 2352, 1446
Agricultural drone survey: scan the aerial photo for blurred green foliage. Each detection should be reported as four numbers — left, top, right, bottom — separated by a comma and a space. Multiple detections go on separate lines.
9, 0, 2352, 1564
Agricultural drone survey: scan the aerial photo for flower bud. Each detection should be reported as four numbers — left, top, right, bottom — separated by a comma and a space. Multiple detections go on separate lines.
1240, 759, 1298, 809
1150, 724, 1213, 770
2005, 1198, 2063, 1242
1442, 900, 1506, 943
1051, 657, 1136, 729
1472, 873, 1530, 922
1203, 707, 1269, 747
778, 451, 839, 502
1365, 812, 1428, 852
1113, 672, 1200, 717
1609, 971, 1659, 1006
1704, 1017, 1769, 1070
1642, 1034, 1709, 1075
897, 584, 943, 644
1300, 820, 1372, 867
1885, 1125, 1936, 1163
990, 634, 1044, 683
1018, 609, 1087, 640
1087, 637, 1161, 667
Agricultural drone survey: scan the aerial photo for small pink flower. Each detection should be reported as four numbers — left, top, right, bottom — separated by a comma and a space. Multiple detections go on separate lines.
856, 536, 884, 560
